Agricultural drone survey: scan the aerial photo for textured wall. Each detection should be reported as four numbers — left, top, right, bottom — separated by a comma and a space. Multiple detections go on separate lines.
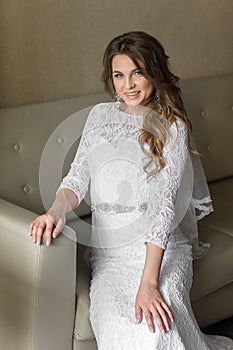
0, 0, 232, 107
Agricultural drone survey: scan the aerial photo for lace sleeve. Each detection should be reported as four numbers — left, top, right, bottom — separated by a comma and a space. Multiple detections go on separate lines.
144, 120, 189, 249
56, 106, 96, 206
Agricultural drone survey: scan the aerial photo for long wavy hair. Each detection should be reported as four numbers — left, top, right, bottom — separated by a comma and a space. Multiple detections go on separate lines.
101, 31, 199, 178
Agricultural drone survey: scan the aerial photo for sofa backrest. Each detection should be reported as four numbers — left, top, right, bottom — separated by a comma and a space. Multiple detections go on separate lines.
0, 74, 232, 215
180, 74, 233, 182
0, 93, 109, 215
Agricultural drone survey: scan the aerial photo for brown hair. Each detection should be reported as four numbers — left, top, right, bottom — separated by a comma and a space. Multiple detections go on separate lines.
101, 31, 199, 178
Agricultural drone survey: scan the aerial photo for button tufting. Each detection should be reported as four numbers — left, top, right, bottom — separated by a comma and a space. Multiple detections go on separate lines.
23, 185, 31, 193
206, 144, 212, 152
57, 136, 64, 144
13, 144, 21, 152
200, 110, 208, 118
230, 104, 233, 112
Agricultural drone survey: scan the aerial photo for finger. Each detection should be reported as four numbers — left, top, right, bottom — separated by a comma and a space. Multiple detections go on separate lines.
150, 306, 165, 333
157, 304, 170, 332
144, 309, 155, 333
135, 304, 142, 323
52, 218, 64, 238
35, 224, 45, 245
28, 221, 34, 236
45, 222, 54, 246
161, 301, 174, 323
32, 223, 39, 243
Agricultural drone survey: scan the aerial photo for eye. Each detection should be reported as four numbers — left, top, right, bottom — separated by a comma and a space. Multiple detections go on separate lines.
134, 70, 143, 76
113, 73, 123, 79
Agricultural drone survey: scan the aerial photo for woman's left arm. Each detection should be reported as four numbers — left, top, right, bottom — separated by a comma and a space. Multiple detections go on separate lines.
135, 243, 173, 334
135, 120, 189, 333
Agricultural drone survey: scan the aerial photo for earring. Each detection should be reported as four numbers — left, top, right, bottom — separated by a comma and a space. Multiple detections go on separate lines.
115, 93, 124, 102
153, 90, 160, 102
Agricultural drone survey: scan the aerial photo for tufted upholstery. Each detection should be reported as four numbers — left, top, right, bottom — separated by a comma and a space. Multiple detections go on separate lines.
0, 74, 233, 350
0, 93, 109, 214
180, 74, 233, 181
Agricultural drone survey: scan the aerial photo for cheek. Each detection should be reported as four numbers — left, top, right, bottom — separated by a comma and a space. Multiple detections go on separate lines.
145, 82, 154, 94
140, 78, 153, 93
113, 79, 122, 92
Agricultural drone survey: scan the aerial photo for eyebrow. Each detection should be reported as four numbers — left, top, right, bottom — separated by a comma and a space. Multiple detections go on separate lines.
112, 68, 143, 74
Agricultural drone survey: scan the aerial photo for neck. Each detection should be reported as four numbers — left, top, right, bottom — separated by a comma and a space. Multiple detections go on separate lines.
120, 100, 157, 115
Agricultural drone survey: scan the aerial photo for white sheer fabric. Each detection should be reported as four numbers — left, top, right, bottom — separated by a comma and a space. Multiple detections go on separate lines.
57, 102, 233, 349
58, 102, 213, 259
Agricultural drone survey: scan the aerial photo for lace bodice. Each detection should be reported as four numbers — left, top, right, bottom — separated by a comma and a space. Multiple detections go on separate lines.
57, 102, 213, 258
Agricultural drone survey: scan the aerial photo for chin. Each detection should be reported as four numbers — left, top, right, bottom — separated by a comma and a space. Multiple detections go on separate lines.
124, 98, 144, 106
124, 101, 140, 106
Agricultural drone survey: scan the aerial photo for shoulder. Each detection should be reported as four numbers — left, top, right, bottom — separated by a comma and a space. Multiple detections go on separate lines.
169, 119, 188, 138
88, 101, 115, 115
165, 119, 188, 150
82, 102, 114, 130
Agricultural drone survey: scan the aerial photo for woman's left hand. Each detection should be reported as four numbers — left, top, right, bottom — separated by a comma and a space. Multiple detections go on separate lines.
135, 281, 174, 334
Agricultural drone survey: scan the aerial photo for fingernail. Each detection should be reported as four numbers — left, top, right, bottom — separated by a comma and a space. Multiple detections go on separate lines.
52, 233, 56, 239
32, 239, 36, 243
46, 241, 49, 246
136, 319, 140, 324
166, 326, 170, 332
36, 241, 40, 245
162, 329, 165, 334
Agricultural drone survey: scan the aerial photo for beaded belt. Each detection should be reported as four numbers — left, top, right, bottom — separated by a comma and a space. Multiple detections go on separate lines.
90, 202, 148, 214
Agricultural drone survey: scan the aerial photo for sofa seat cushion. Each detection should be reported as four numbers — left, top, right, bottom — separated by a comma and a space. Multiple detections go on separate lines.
191, 224, 233, 302
201, 177, 233, 237
191, 177, 233, 302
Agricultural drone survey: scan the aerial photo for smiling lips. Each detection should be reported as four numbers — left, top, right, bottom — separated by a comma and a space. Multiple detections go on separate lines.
124, 91, 140, 98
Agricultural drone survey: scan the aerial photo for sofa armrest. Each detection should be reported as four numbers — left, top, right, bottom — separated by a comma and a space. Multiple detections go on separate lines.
0, 199, 77, 350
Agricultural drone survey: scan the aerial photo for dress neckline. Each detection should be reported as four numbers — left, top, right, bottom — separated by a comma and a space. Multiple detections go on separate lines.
113, 102, 144, 120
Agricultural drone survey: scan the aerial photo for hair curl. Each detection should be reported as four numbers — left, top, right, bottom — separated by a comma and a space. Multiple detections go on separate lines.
101, 31, 200, 178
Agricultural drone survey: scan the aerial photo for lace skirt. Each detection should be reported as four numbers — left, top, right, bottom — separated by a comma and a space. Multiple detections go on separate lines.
89, 240, 233, 350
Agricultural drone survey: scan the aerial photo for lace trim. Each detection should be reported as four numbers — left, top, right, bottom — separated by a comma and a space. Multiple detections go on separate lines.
192, 196, 214, 220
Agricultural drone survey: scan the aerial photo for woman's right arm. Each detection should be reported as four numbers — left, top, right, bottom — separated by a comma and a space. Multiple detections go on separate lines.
28, 188, 78, 246
29, 104, 98, 246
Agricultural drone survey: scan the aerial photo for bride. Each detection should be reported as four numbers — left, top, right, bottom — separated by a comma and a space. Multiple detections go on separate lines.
29, 31, 233, 349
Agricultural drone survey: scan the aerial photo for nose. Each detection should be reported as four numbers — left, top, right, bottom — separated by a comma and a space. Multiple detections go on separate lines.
124, 76, 135, 90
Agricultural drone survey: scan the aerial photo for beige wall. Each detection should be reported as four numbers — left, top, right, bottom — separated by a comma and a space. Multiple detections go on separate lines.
0, 0, 232, 108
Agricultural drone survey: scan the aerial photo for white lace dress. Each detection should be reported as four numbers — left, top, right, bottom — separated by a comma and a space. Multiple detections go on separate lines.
58, 102, 233, 350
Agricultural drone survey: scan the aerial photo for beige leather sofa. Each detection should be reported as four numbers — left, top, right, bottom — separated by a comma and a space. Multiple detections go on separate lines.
0, 74, 232, 350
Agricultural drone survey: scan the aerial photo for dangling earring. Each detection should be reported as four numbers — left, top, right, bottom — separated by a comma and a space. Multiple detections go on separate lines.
115, 93, 124, 102
153, 90, 160, 102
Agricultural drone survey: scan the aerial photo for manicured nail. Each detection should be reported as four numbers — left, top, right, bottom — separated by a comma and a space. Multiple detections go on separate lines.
37, 241, 40, 245
161, 329, 165, 334
52, 233, 56, 239
46, 241, 50, 246
166, 326, 170, 332
32, 239, 36, 243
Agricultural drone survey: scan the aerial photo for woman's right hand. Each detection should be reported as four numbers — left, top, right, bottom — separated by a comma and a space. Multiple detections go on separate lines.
29, 188, 78, 246
28, 211, 66, 246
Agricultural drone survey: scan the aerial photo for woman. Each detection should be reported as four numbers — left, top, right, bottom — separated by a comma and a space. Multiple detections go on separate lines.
29, 32, 233, 349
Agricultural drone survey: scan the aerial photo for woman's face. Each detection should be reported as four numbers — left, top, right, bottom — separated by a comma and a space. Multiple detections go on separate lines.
112, 54, 154, 107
